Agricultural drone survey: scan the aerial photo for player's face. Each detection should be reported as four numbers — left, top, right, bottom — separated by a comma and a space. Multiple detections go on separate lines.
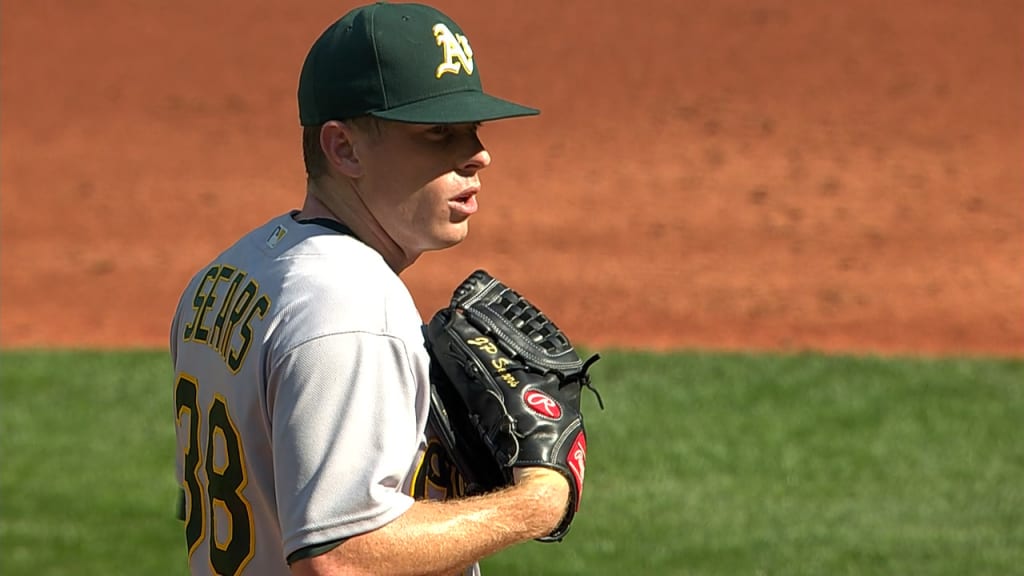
354, 121, 492, 257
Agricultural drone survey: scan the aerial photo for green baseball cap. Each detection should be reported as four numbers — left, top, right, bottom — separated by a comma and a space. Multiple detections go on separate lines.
298, 2, 539, 125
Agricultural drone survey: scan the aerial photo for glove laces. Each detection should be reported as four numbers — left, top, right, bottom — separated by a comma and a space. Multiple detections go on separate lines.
573, 354, 605, 410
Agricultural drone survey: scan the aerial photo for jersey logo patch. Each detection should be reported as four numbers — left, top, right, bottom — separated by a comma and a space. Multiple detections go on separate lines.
265, 224, 288, 249
433, 23, 474, 78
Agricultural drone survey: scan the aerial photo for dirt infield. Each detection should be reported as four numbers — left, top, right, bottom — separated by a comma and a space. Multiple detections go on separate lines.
2, 0, 1021, 357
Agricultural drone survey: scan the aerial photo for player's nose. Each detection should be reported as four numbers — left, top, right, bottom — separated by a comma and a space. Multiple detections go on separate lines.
459, 135, 491, 174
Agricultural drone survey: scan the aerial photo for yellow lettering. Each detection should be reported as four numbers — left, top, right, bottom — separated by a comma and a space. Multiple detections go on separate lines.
220, 281, 257, 358
207, 266, 240, 351
182, 265, 272, 374
501, 373, 519, 388
196, 266, 236, 345
490, 357, 519, 387
467, 336, 498, 355
228, 294, 270, 374
184, 267, 220, 343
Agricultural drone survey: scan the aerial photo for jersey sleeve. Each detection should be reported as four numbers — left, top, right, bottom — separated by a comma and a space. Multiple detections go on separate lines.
267, 331, 422, 556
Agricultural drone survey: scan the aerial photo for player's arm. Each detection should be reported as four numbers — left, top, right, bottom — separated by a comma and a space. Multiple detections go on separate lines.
291, 468, 568, 576
274, 331, 568, 576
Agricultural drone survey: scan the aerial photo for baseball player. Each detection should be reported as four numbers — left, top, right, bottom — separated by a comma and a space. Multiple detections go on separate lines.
171, 3, 571, 575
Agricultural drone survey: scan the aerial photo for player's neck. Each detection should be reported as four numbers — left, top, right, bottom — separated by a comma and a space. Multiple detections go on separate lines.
299, 180, 417, 273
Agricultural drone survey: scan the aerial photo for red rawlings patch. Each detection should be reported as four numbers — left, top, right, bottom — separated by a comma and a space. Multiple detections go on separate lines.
524, 389, 562, 419
567, 432, 587, 508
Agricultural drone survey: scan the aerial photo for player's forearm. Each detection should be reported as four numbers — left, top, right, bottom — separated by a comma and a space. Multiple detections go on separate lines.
291, 470, 569, 576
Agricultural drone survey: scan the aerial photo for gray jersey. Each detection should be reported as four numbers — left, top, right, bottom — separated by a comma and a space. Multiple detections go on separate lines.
171, 213, 477, 575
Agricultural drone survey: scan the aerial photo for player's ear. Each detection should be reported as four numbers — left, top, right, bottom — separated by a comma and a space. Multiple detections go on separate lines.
320, 121, 364, 179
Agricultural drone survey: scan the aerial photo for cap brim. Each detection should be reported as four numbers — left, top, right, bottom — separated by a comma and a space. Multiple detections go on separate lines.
369, 90, 539, 124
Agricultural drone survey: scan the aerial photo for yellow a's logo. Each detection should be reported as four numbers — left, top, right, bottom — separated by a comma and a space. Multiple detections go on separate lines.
433, 23, 474, 78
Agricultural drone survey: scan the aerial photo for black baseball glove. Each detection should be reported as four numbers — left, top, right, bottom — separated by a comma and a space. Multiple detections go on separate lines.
424, 270, 602, 542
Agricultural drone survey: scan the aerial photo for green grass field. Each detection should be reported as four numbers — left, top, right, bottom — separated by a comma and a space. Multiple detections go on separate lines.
2, 349, 1022, 575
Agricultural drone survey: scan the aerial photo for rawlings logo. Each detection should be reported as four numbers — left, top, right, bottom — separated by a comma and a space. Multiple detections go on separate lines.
567, 432, 587, 508
524, 389, 562, 419
433, 23, 474, 78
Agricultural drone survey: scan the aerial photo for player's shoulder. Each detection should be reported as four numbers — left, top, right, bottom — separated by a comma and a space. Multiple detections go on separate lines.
174, 212, 420, 346
228, 212, 389, 285
260, 215, 420, 334
268, 218, 403, 298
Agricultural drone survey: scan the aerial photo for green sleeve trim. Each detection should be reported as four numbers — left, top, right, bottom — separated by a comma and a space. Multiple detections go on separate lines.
286, 539, 347, 565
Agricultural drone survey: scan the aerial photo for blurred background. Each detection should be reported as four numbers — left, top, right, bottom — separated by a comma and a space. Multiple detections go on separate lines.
2, 0, 1021, 357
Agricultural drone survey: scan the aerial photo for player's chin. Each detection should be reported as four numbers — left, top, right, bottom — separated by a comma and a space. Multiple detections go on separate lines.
433, 219, 470, 248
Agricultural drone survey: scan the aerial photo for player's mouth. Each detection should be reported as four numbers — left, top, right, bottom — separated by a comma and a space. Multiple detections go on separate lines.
448, 189, 479, 216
